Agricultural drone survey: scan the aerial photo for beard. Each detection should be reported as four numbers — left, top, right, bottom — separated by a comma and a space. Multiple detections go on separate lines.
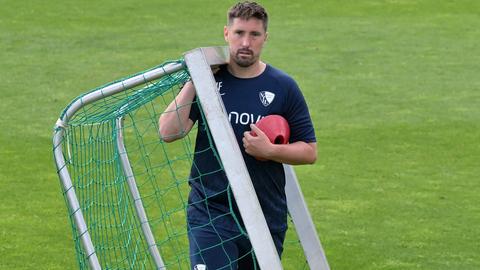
232, 48, 258, 67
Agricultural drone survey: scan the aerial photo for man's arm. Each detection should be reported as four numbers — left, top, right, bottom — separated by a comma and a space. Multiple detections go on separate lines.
158, 81, 196, 142
242, 124, 317, 165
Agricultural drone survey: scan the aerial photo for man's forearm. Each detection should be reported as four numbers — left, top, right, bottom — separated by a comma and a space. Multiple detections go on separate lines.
158, 81, 195, 142
265, 142, 317, 165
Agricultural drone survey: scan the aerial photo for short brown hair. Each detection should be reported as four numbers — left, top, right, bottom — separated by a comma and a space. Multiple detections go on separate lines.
227, 1, 268, 31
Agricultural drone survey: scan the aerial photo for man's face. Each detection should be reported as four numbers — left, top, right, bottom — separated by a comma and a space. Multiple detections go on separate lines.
224, 18, 268, 68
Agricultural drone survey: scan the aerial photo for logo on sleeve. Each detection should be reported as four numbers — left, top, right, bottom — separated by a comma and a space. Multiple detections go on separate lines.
259, 91, 275, 107
216, 81, 225, 96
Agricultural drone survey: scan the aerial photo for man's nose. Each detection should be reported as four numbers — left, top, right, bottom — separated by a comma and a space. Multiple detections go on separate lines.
241, 36, 251, 47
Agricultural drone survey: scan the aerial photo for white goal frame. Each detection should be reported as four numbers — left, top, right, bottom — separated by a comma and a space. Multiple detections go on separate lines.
53, 46, 329, 270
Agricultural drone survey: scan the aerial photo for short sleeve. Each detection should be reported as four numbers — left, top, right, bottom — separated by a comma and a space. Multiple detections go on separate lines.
284, 80, 316, 143
189, 96, 200, 123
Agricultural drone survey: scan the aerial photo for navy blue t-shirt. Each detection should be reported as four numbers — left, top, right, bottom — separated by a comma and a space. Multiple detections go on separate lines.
187, 64, 316, 233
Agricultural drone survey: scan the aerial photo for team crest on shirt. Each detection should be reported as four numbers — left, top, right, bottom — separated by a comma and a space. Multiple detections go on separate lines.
259, 91, 275, 107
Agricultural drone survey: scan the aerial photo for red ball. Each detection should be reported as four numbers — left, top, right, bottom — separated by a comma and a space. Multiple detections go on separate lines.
251, 115, 290, 144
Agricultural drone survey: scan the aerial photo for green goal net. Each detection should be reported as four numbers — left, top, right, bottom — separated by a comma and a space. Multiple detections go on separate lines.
53, 58, 310, 269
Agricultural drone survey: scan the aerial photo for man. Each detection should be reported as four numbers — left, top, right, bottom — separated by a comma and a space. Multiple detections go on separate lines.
159, 1, 317, 269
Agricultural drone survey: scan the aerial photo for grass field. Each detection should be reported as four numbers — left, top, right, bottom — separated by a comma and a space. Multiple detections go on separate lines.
1, 0, 479, 269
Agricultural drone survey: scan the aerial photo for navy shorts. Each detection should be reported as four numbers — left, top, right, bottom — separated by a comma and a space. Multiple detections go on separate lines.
188, 223, 286, 270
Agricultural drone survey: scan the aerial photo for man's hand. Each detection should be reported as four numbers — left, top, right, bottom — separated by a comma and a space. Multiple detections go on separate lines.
243, 124, 317, 164
242, 124, 272, 161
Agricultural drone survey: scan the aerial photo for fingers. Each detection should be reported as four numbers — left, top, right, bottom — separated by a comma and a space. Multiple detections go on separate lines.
242, 127, 254, 150
242, 124, 272, 161
242, 123, 270, 152
249, 124, 263, 135
211, 65, 220, 74
243, 124, 261, 139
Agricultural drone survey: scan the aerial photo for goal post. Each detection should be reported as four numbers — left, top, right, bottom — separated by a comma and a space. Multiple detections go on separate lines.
52, 46, 329, 270
284, 165, 330, 270
116, 116, 166, 269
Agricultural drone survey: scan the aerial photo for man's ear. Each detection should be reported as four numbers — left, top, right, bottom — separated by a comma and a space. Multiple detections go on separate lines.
224, 25, 229, 42
261, 31, 268, 49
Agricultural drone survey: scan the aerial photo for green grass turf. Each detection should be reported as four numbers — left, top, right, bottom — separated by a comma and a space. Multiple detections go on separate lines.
1, 0, 479, 269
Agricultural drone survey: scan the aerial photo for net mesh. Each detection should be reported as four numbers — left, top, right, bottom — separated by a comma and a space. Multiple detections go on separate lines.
53, 59, 309, 269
